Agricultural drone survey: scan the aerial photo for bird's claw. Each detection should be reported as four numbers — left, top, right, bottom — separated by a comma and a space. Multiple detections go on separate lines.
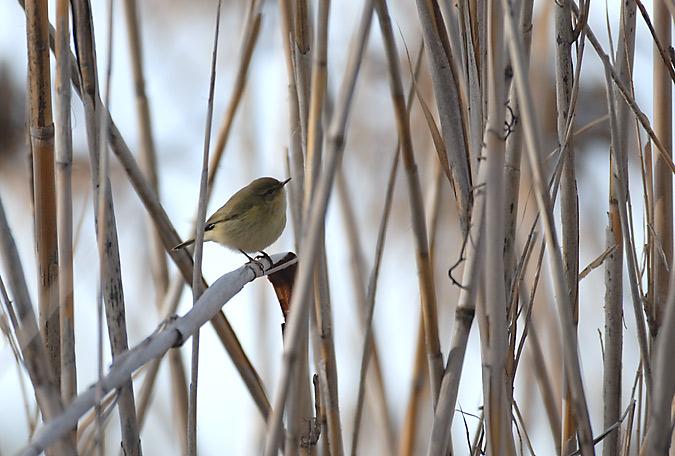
255, 251, 273, 266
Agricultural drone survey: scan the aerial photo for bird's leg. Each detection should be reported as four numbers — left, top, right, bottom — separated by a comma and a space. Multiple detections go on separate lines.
240, 250, 270, 271
239, 250, 256, 262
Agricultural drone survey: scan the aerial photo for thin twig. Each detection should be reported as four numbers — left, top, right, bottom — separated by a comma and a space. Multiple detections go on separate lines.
188, 2, 222, 453
206, 2, 263, 200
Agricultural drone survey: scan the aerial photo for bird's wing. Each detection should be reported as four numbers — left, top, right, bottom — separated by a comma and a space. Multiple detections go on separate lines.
205, 194, 254, 226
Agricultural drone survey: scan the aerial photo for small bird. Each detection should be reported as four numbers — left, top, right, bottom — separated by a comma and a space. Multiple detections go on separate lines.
173, 177, 291, 262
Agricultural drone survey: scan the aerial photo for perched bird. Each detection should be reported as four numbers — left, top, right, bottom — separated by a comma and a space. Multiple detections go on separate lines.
173, 177, 291, 261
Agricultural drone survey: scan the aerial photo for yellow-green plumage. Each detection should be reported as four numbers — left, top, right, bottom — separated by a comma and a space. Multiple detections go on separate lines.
173, 177, 290, 257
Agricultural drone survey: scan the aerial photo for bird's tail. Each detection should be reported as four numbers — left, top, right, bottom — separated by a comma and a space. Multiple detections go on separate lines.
172, 238, 195, 250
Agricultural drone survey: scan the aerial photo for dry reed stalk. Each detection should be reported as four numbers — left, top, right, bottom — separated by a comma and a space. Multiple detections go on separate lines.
187, 5, 223, 452
400, 318, 428, 456
436, 0, 463, 69
206, 3, 262, 200
283, 304, 311, 455
167, 346, 189, 447
292, 0, 311, 136
121, 0, 188, 447
503, 0, 534, 292
457, 0, 484, 178
375, 0, 442, 409
122, 0, 166, 296
0, 281, 39, 436
312, 251, 344, 455
637, 131, 653, 454
97, 2, 115, 451
338, 43, 426, 442
501, 0, 595, 453
479, 0, 513, 453
415, 0, 472, 230
135, 357, 163, 425
510, 227, 538, 374
643, 268, 675, 453
136, 276, 189, 453
68, 0, 142, 452
635, 0, 675, 84
604, 156, 624, 450
161, 278, 189, 396
19, 255, 293, 456
602, 44, 658, 456
528, 316, 563, 453
292, 14, 342, 456
573, 2, 673, 176
284, 251, 312, 451
620, 399, 636, 455
512, 399, 536, 455
310, 371, 326, 455
406, 158, 443, 454
278, 3, 314, 448
25, 0, 61, 389
505, 194, 543, 400
398, 31, 462, 455
428, 136, 487, 456
422, 107, 445, 224
470, 402, 486, 453
53, 0, 75, 410
573, 1, 653, 393
0, 199, 76, 455
642, 139, 655, 363
263, 1, 375, 453
603, 2, 636, 454
625, 363, 644, 454
407, 50, 447, 184
278, 0, 306, 241
304, 0, 329, 218
305, 5, 346, 451
553, 1, 580, 452
75, 364, 158, 451
210, 310, 272, 412
337, 161, 395, 454
637, 364, 646, 452
651, 0, 672, 339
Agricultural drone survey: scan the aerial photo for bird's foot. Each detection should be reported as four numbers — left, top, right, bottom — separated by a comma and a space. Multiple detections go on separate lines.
240, 249, 272, 271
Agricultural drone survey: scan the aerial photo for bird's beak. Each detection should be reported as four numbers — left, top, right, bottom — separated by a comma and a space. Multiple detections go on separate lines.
281, 177, 291, 186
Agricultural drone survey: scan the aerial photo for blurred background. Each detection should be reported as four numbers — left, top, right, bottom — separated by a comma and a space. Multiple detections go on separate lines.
0, 0, 667, 454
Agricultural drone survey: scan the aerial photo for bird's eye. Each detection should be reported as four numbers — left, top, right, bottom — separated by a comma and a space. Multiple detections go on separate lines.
205, 223, 215, 231
264, 187, 277, 196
